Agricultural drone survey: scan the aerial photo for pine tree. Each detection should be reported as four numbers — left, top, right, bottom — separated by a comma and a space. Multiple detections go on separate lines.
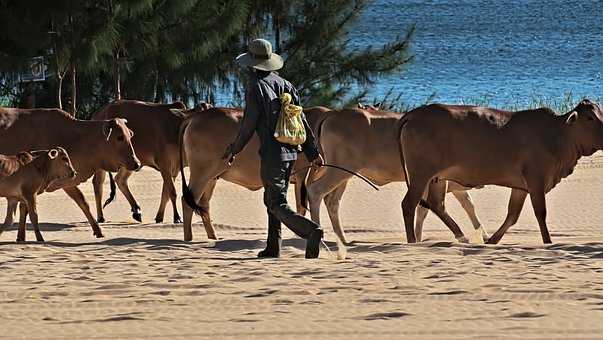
246, 0, 413, 106
0, 0, 413, 112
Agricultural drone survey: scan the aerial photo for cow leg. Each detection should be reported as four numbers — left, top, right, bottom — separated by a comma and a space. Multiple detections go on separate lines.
155, 169, 180, 223
24, 194, 43, 242
114, 168, 142, 222
414, 202, 430, 242
154, 181, 170, 223
529, 189, 551, 244
425, 181, 466, 242
63, 186, 104, 238
451, 190, 486, 241
402, 174, 433, 244
487, 189, 527, 244
198, 179, 217, 240
324, 182, 350, 245
182, 173, 215, 242
92, 169, 106, 223
3, 198, 18, 229
307, 168, 352, 226
171, 175, 182, 223
16, 201, 28, 242
293, 167, 310, 216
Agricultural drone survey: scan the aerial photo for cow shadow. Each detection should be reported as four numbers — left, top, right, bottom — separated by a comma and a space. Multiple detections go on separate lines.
0, 235, 342, 256
1, 222, 79, 232
208, 238, 338, 252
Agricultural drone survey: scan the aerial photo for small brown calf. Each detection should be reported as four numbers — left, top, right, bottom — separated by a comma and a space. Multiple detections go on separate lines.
0, 148, 76, 242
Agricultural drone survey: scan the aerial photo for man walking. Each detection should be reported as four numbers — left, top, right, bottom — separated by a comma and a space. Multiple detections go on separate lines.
223, 38, 324, 259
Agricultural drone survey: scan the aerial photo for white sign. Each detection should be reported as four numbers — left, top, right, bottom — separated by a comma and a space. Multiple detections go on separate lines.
19, 56, 47, 82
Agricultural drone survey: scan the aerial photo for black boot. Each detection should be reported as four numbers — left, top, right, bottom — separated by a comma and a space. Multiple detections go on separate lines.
258, 212, 282, 258
305, 229, 323, 259
258, 248, 280, 258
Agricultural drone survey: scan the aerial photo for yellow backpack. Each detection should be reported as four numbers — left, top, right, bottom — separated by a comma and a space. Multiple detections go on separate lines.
274, 93, 306, 146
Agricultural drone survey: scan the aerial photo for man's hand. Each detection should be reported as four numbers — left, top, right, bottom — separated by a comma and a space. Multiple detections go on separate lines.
222, 144, 236, 166
311, 154, 324, 167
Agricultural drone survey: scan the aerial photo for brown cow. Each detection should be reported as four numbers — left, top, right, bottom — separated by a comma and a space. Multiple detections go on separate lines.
174, 106, 329, 241
305, 107, 484, 245
0, 107, 140, 237
398, 99, 603, 244
0, 148, 76, 242
91, 100, 192, 223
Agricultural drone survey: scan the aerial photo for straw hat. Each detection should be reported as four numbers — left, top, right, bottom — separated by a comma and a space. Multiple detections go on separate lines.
236, 38, 284, 71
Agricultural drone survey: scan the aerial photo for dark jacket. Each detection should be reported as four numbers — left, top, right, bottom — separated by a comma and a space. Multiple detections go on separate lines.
230, 70, 319, 162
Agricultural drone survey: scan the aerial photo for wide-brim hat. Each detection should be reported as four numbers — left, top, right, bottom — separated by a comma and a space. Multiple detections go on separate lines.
236, 38, 283, 71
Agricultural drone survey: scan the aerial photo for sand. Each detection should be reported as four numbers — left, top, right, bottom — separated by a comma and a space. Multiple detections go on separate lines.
0, 155, 602, 340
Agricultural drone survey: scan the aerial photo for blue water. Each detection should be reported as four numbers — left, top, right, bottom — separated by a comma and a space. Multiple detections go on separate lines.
349, 0, 603, 107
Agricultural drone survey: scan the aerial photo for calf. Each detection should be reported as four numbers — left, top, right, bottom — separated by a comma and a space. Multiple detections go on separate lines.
0, 148, 76, 242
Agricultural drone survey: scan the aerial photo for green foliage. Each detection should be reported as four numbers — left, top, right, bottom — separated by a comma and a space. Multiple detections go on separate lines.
0, 0, 414, 116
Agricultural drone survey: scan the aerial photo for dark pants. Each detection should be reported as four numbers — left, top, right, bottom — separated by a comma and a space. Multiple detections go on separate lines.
261, 157, 321, 251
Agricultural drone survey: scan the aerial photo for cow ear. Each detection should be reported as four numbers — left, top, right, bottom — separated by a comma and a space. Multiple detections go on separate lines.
48, 149, 58, 159
566, 111, 578, 125
17, 152, 33, 164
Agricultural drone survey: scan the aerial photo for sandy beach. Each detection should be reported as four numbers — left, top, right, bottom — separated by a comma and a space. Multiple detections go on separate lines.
0, 154, 602, 339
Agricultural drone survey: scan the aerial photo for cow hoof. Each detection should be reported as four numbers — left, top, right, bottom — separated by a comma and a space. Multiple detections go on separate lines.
94, 232, 104, 238
485, 237, 499, 245
155, 217, 164, 223
36, 237, 45, 243
97, 217, 106, 223
456, 235, 470, 243
132, 212, 142, 222
173, 217, 182, 224
16, 238, 25, 243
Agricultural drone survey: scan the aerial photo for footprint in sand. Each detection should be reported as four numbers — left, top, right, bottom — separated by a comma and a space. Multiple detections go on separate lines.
362, 311, 411, 320
509, 312, 546, 318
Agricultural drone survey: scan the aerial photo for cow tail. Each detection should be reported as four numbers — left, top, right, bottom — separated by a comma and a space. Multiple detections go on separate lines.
300, 114, 329, 211
179, 118, 206, 215
397, 116, 430, 209
102, 172, 117, 208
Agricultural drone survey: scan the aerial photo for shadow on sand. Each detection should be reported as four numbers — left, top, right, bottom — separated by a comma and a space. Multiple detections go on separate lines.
1, 222, 81, 232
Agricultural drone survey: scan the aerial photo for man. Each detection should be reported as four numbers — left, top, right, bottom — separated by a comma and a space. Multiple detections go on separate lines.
223, 38, 325, 259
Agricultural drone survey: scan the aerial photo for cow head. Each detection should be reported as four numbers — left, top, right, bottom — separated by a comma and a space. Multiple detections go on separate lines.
102, 118, 141, 171
195, 102, 213, 111
565, 99, 603, 155
36, 147, 77, 187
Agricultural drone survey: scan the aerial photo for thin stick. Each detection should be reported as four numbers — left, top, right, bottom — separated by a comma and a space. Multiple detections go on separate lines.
292, 164, 379, 191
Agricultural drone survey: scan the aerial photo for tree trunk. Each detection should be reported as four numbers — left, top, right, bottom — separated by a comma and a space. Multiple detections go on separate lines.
154, 71, 165, 103
23, 81, 36, 109
56, 75, 63, 110
274, 11, 281, 54
113, 51, 121, 101
69, 62, 76, 116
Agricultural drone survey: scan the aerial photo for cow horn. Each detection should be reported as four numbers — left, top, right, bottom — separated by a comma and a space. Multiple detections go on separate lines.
48, 149, 58, 159
105, 127, 113, 141
565, 111, 578, 125
170, 108, 185, 115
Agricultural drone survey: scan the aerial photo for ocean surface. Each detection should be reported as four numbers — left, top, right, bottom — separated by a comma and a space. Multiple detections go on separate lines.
349, 0, 603, 107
